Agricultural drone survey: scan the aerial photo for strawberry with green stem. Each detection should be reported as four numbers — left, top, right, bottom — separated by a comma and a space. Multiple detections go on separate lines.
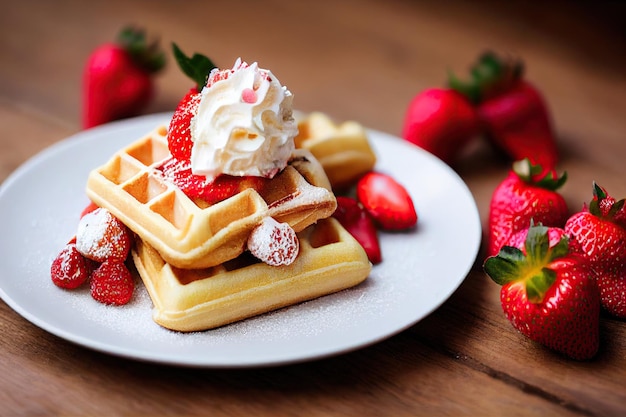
82, 26, 166, 128
449, 51, 559, 170
484, 224, 600, 360
565, 183, 626, 318
487, 159, 568, 258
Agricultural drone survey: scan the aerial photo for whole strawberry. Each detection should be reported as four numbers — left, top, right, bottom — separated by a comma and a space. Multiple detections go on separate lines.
484, 224, 600, 360
450, 51, 559, 170
487, 159, 568, 258
565, 183, 626, 318
90, 260, 135, 306
82, 26, 165, 128
401, 88, 481, 164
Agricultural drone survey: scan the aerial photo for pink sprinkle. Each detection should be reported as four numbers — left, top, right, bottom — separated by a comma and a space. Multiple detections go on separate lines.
241, 88, 257, 103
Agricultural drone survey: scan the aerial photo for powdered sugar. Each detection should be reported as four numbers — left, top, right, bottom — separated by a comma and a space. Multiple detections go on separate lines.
75, 208, 128, 262
247, 216, 299, 266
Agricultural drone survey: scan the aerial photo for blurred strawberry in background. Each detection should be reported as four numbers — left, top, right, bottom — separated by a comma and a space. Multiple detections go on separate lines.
82, 26, 165, 128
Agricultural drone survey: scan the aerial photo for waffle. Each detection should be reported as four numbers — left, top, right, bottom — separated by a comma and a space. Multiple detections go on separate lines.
86, 125, 337, 269
132, 217, 371, 332
295, 112, 377, 190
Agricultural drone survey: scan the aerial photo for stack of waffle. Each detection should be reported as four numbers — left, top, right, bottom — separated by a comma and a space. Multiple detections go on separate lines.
85, 125, 371, 331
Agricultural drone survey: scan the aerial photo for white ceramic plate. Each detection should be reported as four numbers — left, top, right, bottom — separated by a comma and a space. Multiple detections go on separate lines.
0, 113, 481, 368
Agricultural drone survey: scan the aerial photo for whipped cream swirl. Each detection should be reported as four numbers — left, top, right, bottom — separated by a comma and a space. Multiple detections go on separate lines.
189, 58, 297, 181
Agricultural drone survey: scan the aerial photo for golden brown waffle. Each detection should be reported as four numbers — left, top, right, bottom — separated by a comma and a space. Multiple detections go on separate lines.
86, 125, 337, 269
295, 112, 377, 190
132, 217, 371, 332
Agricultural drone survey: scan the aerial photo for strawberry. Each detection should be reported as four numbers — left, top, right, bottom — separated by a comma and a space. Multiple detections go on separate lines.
401, 88, 480, 164
168, 43, 216, 161
484, 224, 600, 360
450, 51, 559, 170
90, 260, 134, 305
75, 207, 132, 262
564, 183, 626, 318
158, 157, 269, 205
332, 196, 382, 264
487, 159, 568, 258
356, 171, 417, 231
82, 26, 165, 129
50, 241, 89, 289
247, 217, 300, 266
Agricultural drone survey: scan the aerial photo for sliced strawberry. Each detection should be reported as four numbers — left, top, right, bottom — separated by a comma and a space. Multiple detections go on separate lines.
90, 260, 134, 305
356, 172, 417, 231
333, 196, 382, 264
158, 157, 269, 205
50, 242, 89, 289
75, 207, 132, 262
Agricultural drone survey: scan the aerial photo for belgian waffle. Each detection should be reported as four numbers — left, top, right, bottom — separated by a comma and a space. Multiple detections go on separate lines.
86, 125, 337, 269
295, 112, 377, 190
132, 217, 371, 332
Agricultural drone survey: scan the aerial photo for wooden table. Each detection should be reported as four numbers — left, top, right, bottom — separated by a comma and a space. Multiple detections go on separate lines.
1, 1, 625, 415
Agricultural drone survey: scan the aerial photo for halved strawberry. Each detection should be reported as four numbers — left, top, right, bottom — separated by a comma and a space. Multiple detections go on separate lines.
159, 157, 269, 205
356, 172, 417, 231
332, 196, 382, 264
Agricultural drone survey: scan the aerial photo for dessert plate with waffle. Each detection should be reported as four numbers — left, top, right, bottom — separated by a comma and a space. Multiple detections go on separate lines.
0, 56, 481, 367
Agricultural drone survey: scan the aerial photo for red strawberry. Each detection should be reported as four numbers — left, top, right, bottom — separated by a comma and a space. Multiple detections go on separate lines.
90, 260, 134, 305
487, 159, 568, 258
75, 207, 132, 262
82, 26, 165, 129
158, 157, 269, 205
450, 51, 558, 170
332, 196, 382, 264
356, 172, 417, 231
401, 88, 480, 164
50, 241, 89, 289
484, 224, 600, 360
564, 183, 626, 318
247, 217, 300, 266
167, 43, 216, 161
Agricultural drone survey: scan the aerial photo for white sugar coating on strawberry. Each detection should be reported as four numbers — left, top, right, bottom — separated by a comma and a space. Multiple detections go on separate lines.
75, 208, 130, 262
247, 217, 300, 266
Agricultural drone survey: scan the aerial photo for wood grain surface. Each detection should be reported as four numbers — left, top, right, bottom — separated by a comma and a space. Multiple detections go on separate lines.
1, 0, 625, 415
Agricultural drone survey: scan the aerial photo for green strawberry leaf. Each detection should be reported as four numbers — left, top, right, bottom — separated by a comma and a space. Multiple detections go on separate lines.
172, 43, 217, 91
513, 158, 567, 190
118, 26, 166, 73
484, 224, 569, 303
484, 246, 526, 286
448, 51, 524, 104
